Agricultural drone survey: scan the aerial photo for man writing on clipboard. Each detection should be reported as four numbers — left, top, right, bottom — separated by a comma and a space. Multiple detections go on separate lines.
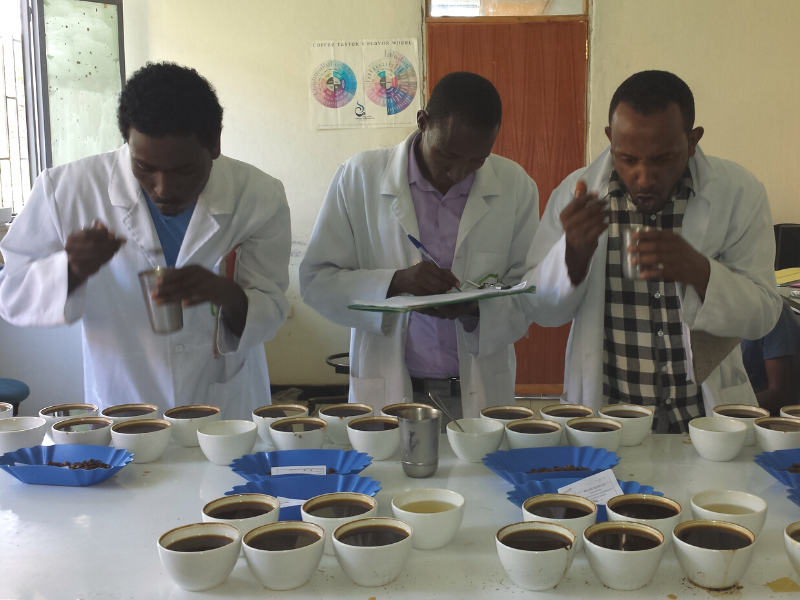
300, 73, 540, 421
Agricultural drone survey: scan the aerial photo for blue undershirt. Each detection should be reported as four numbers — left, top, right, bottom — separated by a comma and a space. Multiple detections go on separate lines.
143, 190, 196, 267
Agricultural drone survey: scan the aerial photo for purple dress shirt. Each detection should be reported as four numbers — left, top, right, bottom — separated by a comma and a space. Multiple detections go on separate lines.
404, 135, 475, 379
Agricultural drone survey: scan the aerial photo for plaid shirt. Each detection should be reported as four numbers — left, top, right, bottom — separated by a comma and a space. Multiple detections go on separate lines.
602, 167, 704, 433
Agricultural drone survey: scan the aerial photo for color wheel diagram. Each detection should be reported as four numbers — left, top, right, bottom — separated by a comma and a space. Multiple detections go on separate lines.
365, 51, 418, 116
311, 60, 357, 108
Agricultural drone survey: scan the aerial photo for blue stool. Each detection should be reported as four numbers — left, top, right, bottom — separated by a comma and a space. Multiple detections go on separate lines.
0, 379, 30, 416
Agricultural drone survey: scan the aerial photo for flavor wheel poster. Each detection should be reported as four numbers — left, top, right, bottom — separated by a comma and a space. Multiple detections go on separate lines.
309, 38, 421, 129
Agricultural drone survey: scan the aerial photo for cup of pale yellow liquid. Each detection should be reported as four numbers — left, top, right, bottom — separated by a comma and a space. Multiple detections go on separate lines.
690, 490, 767, 537
390, 488, 465, 550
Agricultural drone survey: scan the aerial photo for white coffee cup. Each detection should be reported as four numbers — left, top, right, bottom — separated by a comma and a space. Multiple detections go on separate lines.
301, 492, 378, 556
784, 521, 800, 575
243, 521, 325, 590
446, 418, 504, 463
202, 493, 280, 556
163, 405, 222, 447
565, 417, 623, 452
197, 419, 257, 465
318, 403, 373, 445
39, 403, 98, 435
689, 417, 747, 461
0, 416, 47, 455
673, 520, 756, 589
598, 404, 654, 446
332, 518, 413, 587
346, 416, 400, 460
522, 493, 597, 552
252, 404, 308, 446
712, 404, 769, 446
157, 522, 241, 591
269, 417, 327, 451
540, 404, 594, 445
583, 521, 666, 591
496, 521, 577, 591
481, 405, 535, 449
111, 418, 172, 464
51, 416, 113, 446
100, 403, 158, 426
505, 419, 563, 449
690, 490, 767, 537
391, 488, 465, 550
606, 494, 682, 547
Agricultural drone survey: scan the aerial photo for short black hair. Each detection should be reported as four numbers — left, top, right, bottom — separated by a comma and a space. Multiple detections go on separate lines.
425, 72, 502, 130
117, 62, 223, 146
609, 70, 695, 132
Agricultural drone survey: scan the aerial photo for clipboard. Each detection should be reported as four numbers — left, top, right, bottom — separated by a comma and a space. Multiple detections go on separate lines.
348, 281, 535, 313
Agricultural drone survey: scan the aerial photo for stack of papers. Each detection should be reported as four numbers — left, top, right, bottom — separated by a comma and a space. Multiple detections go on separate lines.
777, 268, 800, 286
348, 281, 535, 313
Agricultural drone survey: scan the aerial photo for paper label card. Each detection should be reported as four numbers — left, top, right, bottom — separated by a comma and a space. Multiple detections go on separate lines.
557, 469, 624, 506
277, 497, 307, 509
271, 465, 327, 476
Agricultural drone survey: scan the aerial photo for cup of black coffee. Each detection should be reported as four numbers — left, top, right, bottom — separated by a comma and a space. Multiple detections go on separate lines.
203, 493, 280, 555
164, 404, 222, 447
111, 418, 172, 463
301, 492, 378, 555
583, 521, 666, 591
332, 517, 413, 587
673, 520, 756, 589
496, 521, 577, 591
243, 521, 325, 590
157, 522, 241, 591
522, 493, 597, 552
606, 494, 682, 547
505, 418, 562, 449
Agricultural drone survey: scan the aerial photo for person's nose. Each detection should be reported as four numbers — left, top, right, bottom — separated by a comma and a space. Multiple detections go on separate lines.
153, 173, 177, 200
635, 164, 656, 192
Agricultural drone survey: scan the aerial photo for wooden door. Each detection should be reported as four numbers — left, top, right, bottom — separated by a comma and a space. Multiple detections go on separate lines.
427, 19, 588, 390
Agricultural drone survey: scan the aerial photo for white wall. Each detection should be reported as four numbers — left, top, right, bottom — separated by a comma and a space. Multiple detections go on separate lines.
123, 0, 425, 385
588, 0, 800, 225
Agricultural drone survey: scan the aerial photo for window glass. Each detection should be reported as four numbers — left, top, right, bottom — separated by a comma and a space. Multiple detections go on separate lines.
430, 0, 585, 17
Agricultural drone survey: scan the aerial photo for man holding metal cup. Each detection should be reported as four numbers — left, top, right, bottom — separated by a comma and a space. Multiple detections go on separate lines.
525, 70, 782, 433
0, 63, 290, 420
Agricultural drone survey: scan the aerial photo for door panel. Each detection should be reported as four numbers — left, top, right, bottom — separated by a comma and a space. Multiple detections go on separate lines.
427, 20, 587, 385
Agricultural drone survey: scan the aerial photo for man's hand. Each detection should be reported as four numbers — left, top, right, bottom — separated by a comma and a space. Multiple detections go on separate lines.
631, 230, 711, 300
154, 265, 249, 337
418, 301, 479, 320
387, 261, 460, 297
561, 180, 609, 285
66, 221, 126, 293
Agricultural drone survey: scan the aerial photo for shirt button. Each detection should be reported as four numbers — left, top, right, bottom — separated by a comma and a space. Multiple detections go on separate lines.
654, 292, 661, 299
175, 344, 184, 353
665, 398, 672, 405
661, 365, 668, 373
650, 215, 657, 221
412, 259, 421, 265
657, 330, 664, 337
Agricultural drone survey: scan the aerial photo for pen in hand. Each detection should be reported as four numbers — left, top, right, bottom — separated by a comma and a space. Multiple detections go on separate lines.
407, 234, 461, 292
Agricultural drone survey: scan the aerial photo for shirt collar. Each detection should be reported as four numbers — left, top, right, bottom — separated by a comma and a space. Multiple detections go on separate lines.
608, 164, 695, 200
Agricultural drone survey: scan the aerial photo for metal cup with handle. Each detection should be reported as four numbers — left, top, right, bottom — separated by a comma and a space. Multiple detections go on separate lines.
398, 405, 441, 478
139, 267, 183, 334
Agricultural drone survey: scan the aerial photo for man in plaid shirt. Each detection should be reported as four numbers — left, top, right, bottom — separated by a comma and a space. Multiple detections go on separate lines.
526, 71, 782, 432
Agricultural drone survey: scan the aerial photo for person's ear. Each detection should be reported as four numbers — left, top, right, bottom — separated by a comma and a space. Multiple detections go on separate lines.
417, 110, 429, 132
687, 126, 704, 158
605, 126, 612, 145
208, 135, 221, 160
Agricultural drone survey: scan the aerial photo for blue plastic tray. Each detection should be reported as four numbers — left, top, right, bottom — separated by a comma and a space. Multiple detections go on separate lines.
230, 449, 372, 482
483, 447, 620, 486
227, 474, 381, 521
0, 445, 133, 486
507, 477, 662, 521
754, 449, 800, 487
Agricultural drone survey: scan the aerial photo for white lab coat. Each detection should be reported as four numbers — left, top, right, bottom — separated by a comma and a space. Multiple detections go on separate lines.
524, 146, 783, 415
0, 145, 290, 420
299, 131, 541, 417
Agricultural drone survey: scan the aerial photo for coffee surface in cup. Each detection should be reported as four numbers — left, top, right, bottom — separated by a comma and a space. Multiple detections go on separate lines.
350, 420, 399, 432
337, 524, 409, 547
716, 409, 762, 418
547, 408, 590, 418
248, 528, 320, 551
169, 408, 218, 419
323, 406, 371, 418
677, 525, 751, 550
762, 421, 800, 432
502, 530, 572, 551
106, 407, 153, 417
509, 422, 558, 434
254, 406, 305, 419
271, 420, 324, 432
207, 502, 274, 520
484, 409, 531, 420
115, 422, 167, 434
604, 410, 647, 418
570, 422, 618, 433
166, 534, 233, 552
790, 530, 800, 544
528, 500, 592, 519
611, 500, 678, 520
588, 528, 660, 551
700, 503, 754, 515
400, 500, 456, 514
306, 498, 373, 519
46, 408, 91, 417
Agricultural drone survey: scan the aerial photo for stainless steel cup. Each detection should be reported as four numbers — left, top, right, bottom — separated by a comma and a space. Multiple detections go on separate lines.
398, 406, 441, 478
138, 267, 183, 334
620, 225, 643, 280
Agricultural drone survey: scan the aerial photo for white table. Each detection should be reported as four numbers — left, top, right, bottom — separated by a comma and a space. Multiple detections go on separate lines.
1, 434, 799, 599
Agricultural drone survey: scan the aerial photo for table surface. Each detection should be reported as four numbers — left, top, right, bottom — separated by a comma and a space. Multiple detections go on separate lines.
2, 434, 799, 600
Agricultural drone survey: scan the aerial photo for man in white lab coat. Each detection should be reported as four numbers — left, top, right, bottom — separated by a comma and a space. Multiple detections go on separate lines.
300, 72, 539, 419
527, 70, 782, 432
0, 63, 290, 419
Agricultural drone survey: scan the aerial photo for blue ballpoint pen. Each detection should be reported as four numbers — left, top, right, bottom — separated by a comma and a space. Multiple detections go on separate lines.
407, 234, 461, 291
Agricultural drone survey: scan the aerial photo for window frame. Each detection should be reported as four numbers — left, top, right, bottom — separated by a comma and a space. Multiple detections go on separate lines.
426, 0, 588, 21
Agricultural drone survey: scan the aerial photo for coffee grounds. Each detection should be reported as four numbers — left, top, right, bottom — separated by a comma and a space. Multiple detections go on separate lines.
47, 459, 111, 470
526, 465, 590, 474
784, 463, 800, 474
